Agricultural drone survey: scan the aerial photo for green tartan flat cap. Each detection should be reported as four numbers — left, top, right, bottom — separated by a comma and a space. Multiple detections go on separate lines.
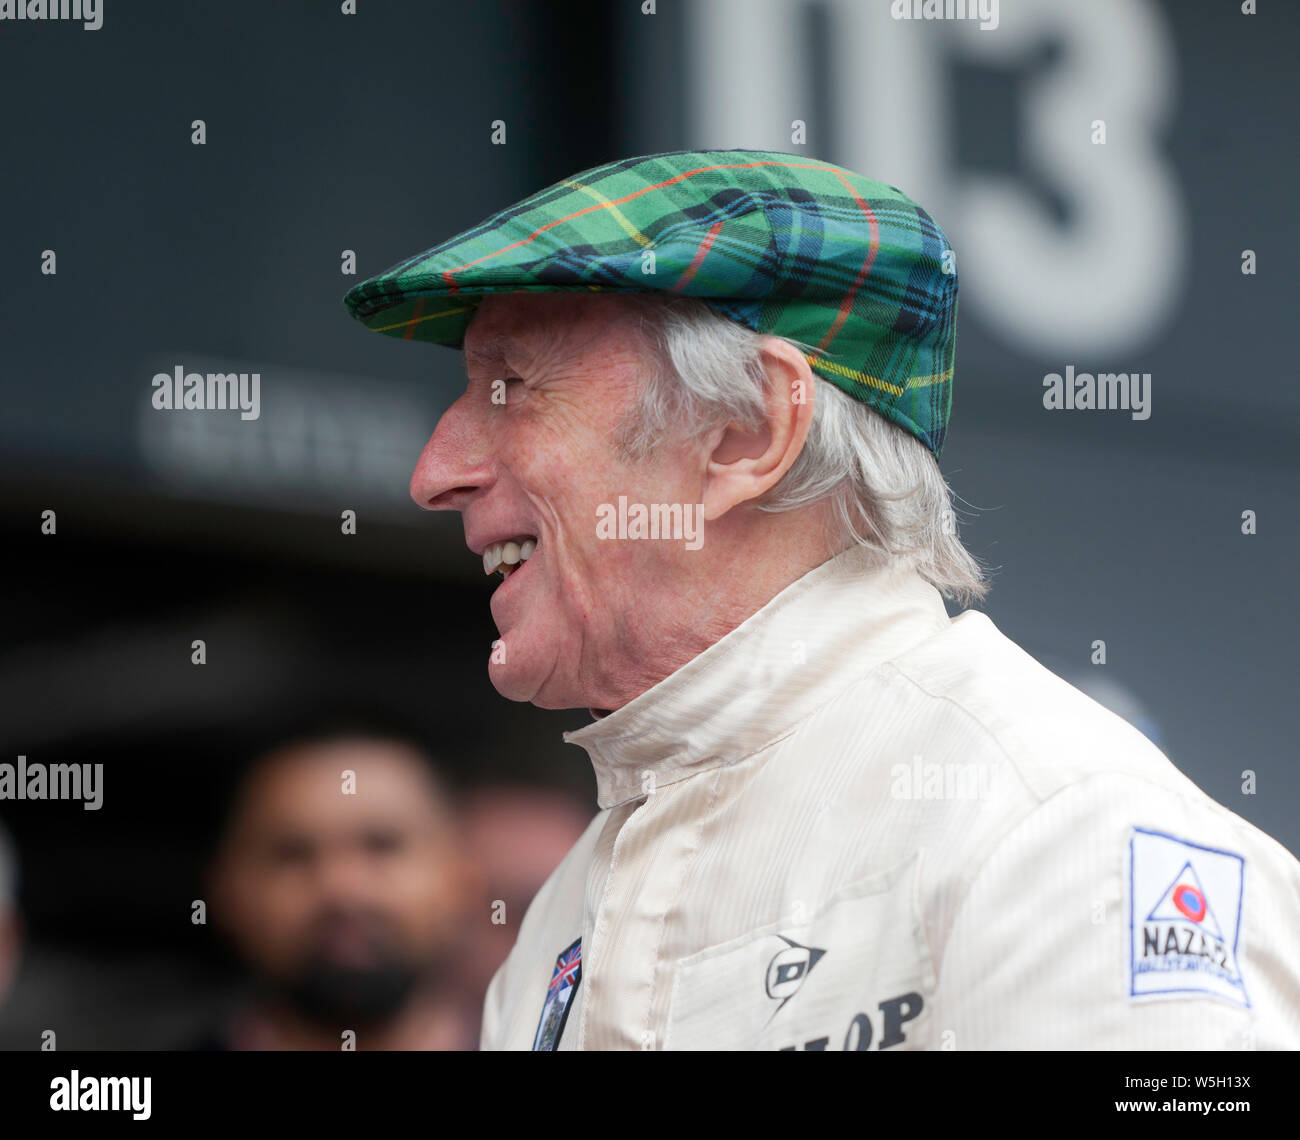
343, 148, 958, 454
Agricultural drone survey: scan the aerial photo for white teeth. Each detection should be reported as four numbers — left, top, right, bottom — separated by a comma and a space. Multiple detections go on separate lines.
481, 536, 537, 577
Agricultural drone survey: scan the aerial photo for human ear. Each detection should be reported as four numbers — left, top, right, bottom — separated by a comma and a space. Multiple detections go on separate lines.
701, 339, 816, 522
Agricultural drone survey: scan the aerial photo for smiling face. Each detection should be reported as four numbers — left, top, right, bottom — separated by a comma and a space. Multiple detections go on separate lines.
410, 292, 836, 712
409, 293, 716, 711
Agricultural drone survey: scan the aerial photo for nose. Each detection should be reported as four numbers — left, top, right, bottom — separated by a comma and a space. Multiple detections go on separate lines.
409, 392, 494, 512
313, 842, 377, 903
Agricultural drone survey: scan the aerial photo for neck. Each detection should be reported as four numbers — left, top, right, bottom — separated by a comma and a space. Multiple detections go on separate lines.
594, 506, 841, 711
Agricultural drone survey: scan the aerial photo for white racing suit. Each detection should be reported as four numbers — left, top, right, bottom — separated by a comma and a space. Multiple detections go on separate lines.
481, 547, 1300, 1050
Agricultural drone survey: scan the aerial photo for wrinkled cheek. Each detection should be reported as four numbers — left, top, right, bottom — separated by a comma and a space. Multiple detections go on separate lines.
551, 562, 594, 633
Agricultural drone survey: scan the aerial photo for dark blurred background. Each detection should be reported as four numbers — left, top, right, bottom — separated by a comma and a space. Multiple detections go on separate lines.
0, 0, 1295, 1047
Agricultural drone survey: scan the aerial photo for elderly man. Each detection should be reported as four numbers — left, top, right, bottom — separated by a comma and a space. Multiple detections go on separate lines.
345, 149, 1300, 1051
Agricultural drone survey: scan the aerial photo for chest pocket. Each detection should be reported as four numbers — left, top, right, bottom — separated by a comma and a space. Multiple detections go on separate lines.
663, 854, 936, 1051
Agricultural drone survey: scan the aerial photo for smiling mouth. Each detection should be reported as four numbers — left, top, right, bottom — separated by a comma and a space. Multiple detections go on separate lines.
482, 536, 537, 580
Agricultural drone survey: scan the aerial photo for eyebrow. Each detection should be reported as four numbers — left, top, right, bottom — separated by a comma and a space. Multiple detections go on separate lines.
463, 331, 516, 370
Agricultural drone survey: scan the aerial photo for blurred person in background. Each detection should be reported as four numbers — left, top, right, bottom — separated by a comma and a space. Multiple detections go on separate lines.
0, 821, 20, 1012
456, 786, 591, 1043
196, 730, 478, 1050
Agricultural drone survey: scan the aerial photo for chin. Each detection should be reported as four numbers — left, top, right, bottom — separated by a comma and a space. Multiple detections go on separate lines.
487, 664, 533, 703
487, 657, 580, 710
488, 655, 547, 705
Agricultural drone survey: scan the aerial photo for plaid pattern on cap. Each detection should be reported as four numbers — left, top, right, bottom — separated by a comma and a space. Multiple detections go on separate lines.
343, 149, 958, 454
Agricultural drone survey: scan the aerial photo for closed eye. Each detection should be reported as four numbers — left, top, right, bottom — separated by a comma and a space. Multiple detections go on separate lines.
495, 375, 528, 403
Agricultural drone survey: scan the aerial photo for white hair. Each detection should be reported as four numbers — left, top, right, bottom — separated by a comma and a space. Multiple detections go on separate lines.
619, 295, 989, 606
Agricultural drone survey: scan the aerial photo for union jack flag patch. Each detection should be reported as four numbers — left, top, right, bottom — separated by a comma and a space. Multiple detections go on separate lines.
533, 937, 582, 1051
